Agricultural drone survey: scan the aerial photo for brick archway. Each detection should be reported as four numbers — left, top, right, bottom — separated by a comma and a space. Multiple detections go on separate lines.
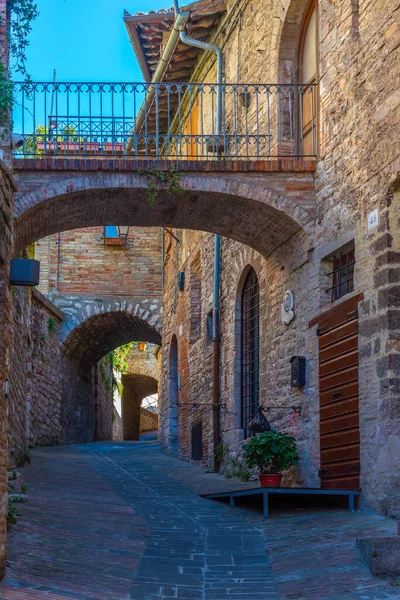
14, 164, 316, 257
61, 309, 162, 366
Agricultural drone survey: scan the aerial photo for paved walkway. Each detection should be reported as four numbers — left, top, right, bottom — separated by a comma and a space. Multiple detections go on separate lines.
0, 441, 399, 600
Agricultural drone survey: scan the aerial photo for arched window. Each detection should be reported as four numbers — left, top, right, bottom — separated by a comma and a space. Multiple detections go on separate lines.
169, 335, 179, 454
299, 1, 318, 155
241, 267, 260, 438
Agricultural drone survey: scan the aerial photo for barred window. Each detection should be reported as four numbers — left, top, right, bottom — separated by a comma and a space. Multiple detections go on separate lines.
327, 245, 355, 303
241, 268, 260, 438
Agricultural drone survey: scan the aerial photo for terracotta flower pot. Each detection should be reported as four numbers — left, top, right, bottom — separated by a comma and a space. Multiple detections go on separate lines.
259, 473, 282, 488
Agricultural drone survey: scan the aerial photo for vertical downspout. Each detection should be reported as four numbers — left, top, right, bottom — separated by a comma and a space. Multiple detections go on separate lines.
174, 0, 222, 471
212, 234, 221, 471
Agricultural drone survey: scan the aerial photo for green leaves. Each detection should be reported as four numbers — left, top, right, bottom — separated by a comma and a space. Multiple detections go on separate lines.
243, 430, 299, 475
141, 168, 183, 205
8, 0, 39, 78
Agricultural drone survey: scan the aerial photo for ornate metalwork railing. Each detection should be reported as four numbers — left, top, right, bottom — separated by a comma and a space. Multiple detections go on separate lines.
12, 81, 318, 160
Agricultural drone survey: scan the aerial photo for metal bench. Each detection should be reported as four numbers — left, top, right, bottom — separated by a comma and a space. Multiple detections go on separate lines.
201, 487, 360, 518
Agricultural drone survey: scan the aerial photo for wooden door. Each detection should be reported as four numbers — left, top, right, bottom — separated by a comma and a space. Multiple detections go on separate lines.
317, 295, 362, 489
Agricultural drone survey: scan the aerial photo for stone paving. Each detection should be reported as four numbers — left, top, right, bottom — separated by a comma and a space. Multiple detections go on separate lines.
0, 439, 399, 599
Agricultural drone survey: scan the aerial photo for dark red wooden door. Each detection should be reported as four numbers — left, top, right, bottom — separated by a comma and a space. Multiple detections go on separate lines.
317, 295, 361, 489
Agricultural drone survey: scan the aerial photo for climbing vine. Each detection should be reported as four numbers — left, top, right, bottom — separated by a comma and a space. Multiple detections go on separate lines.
0, 0, 39, 130
140, 168, 183, 205
112, 343, 133, 375
99, 360, 112, 393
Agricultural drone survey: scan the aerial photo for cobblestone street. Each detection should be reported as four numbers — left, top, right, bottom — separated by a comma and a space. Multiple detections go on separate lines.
1, 439, 399, 600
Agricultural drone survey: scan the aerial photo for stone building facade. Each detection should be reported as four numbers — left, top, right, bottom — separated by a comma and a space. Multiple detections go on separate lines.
151, 0, 400, 516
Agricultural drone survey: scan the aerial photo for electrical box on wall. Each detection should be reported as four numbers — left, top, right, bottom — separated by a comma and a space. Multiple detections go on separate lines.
290, 356, 306, 388
177, 271, 185, 291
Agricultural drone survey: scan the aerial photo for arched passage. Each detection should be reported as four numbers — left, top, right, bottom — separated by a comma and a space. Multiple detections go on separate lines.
121, 374, 158, 441
14, 170, 315, 257
59, 310, 162, 446
61, 311, 162, 366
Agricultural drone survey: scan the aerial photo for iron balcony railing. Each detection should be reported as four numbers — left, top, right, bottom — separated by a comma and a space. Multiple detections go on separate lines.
12, 81, 318, 160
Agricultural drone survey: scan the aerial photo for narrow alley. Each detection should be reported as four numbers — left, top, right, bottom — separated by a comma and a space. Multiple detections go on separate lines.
1, 438, 399, 600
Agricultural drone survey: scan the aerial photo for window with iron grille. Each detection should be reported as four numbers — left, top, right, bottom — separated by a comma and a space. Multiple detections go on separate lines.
326, 244, 355, 303
241, 268, 260, 438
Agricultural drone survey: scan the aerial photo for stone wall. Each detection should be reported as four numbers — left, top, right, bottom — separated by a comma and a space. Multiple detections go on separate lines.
8, 288, 64, 464
29, 291, 64, 449
140, 408, 158, 433
160, 0, 400, 515
0, 159, 15, 579
8, 287, 114, 451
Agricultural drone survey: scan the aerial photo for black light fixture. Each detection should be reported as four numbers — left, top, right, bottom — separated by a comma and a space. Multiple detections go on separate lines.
10, 258, 40, 286
116, 226, 130, 242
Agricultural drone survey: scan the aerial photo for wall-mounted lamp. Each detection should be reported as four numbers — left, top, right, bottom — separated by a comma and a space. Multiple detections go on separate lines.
116, 226, 130, 241
138, 342, 147, 352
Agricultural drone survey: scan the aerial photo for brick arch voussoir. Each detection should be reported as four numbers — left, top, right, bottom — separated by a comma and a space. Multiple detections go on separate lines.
55, 296, 162, 344
60, 308, 162, 367
14, 171, 315, 257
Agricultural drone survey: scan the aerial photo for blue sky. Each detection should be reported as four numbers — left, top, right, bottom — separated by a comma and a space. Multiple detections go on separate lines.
21, 0, 169, 82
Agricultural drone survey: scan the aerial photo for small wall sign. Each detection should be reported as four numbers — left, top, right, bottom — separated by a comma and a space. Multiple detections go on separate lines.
282, 290, 295, 325
368, 208, 379, 231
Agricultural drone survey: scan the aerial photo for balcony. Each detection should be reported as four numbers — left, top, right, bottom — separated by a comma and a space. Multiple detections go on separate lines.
12, 81, 318, 161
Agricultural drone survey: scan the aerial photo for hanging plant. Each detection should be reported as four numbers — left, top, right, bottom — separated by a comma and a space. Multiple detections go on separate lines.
140, 168, 183, 205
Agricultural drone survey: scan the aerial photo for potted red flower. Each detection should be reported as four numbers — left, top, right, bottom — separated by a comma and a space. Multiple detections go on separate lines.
242, 430, 299, 487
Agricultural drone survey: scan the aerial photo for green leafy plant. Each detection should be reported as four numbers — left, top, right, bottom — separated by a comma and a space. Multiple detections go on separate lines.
243, 430, 299, 475
140, 168, 183, 205
47, 316, 57, 334
218, 443, 251, 481
8, 0, 39, 77
7, 504, 17, 530
0, 0, 39, 130
215, 441, 224, 464
0, 63, 13, 136
112, 343, 133, 375
99, 361, 112, 392
23, 449, 31, 464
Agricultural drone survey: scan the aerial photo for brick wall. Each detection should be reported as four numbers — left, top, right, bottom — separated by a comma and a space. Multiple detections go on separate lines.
35, 227, 162, 298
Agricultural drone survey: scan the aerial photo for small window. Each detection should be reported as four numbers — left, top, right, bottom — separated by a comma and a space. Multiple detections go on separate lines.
326, 243, 355, 303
